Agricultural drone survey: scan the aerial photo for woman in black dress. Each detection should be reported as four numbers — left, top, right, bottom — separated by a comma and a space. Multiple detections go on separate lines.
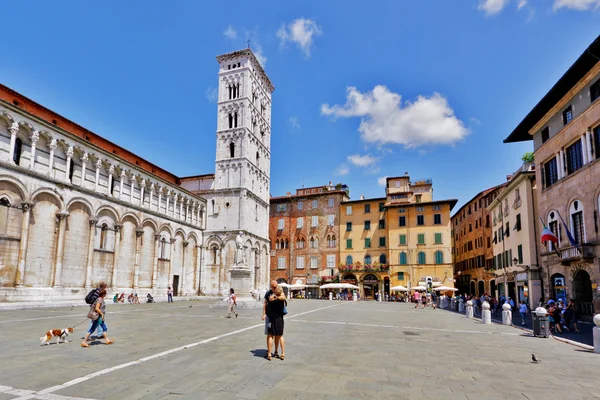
267, 285, 287, 360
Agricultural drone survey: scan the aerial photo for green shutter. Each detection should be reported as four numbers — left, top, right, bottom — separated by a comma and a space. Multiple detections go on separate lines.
365, 238, 371, 248
379, 237, 385, 247
518, 244, 523, 264
397, 272, 404, 280
346, 239, 352, 249
399, 234, 406, 245
435, 233, 442, 244
418, 234, 425, 244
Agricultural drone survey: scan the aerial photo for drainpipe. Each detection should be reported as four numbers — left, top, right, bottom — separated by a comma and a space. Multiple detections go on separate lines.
530, 175, 543, 305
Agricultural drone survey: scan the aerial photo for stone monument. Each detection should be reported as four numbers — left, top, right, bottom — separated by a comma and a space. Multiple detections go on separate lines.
210, 232, 262, 309
481, 301, 491, 324
465, 300, 474, 319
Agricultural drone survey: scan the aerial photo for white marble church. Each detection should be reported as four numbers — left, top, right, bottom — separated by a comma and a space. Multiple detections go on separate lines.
0, 48, 273, 301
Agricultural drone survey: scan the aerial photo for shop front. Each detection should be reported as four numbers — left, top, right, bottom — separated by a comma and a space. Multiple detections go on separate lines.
360, 273, 380, 300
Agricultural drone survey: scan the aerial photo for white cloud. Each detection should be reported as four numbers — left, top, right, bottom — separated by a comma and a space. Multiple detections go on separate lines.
205, 87, 218, 103
288, 117, 301, 131
377, 177, 388, 187
478, 0, 511, 14
276, 18, 322, 57
322, 86, 469, 149
517, 0, 528, 10
347, 154, 378, 167
553, 0, 600, 10
334, 164, 350, 176
223, 25, 237, 39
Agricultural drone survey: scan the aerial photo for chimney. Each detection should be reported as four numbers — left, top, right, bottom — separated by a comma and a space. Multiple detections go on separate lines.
360, 195, 365, 200
506, 175, 513, 182
286, 192, 291, 196
404, 172, 409, 176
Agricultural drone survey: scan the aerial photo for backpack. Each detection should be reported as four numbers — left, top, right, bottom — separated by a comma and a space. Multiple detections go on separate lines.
85, 289, 99, 305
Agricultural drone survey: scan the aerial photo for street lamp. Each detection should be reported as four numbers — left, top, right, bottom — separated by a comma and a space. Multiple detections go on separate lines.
512, 257, 519, 266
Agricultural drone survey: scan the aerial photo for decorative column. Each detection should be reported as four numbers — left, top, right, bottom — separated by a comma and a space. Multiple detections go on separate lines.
166, 191, 171, 215
559, 149, 566, 176
8, 122, 19, 164
14, 202, 34, 287
81, 153, 89, 187
140, 181, 146, 207
29, 131, 39, 170
173, 194, 178, 217
586, 128, 594, 162
133, 228, 144, 288
108, 165, 115, 196
94, 159, 102, 191
194, 245, 202, 295
217, 246, 223, 294
111, 224, 122, 290
180, 198, 184, 220
130, 177, 136, 204
65, 146, 74, 182
185, 201, 190, 223
152, 233, 160, 289
168, 238, 176, 288
582, 134, 589, 165
84, 218, 98, 289
48, 139, 57, 177
181, 241, 189, 295
119, 170, 126, 200
52, 212, 69, 288
158, 188, 163, 213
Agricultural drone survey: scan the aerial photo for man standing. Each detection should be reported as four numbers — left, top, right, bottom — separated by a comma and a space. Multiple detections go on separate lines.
167, 286, 173, 303
262, 280, 278, 359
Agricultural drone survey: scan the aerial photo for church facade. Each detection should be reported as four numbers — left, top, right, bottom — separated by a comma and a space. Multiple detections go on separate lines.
0, 48, 273, 301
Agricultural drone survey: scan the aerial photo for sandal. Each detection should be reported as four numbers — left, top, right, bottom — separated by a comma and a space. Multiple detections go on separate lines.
280, 354, 285, 360
105, 340, 114, 345
265, 355, 272, 361
81, 342, 89, 348
273, 352, 279, 359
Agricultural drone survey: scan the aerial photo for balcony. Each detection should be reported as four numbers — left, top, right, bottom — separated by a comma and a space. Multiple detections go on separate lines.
513, 197, 521, 210
338, 264, 390, 273
559, 245, 595, 264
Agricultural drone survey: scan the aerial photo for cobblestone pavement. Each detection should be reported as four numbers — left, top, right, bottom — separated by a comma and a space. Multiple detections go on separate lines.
0, 299, 598, 400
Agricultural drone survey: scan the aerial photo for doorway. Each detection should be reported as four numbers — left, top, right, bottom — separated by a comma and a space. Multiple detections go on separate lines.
573, 270, 593, 316
173, 275, 179, 296
478, 281, 485, 296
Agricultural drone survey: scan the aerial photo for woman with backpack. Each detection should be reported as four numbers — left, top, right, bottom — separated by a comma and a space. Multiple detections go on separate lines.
82, 289, 114, 347
85, 282, 107, 339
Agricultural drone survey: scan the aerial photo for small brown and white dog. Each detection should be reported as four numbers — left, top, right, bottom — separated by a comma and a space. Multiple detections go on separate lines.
40, 327, 74, 345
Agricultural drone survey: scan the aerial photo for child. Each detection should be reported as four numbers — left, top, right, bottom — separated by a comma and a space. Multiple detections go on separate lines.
519, 300, 527, 326
227, 288, 238, 318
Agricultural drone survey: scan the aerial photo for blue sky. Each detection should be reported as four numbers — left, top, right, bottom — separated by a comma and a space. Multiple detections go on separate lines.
1, 1, 598, 211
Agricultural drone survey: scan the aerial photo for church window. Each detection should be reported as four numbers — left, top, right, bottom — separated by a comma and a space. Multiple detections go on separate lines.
256, 151, 259, 167
0, 197, 10, 234
234, 112, 238, 128
228, 113, 233, 129
228, 85, 232, 100
13, 137, 22, 165
211, 246, 218, 264
211, 199, 215, 214
160, 238, 168, 259
229, 142, 235, 158
99, 224, 109, 250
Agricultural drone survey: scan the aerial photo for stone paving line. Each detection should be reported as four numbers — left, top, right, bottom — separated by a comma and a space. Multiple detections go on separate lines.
1, 300, 599, 400
0, 385, 96, 400
3, 303, 346, 400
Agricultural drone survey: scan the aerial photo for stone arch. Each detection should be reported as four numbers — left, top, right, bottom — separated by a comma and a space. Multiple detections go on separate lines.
572, 269, 592, 311
174, 227, 186, 239
120, 212, 141, 227
157, 223, 174, 237
66, 197, 94, 216
96, 204, 119, 222
31, 188, 64, 210
568, 198, 586, 244
187, 231, 201, 243
0, 110, 14, 126
0, 175, 28, 201
205, 235, 224, 248
141, 218, 159, 232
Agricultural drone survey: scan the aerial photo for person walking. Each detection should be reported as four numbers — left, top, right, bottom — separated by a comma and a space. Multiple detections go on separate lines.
85, 282, 107, 340
564, 299, 580, 332
267, 285, 287, 361
82, 289, 114, 347
167, 286, 173, 303
519, 300, 527, 326
227, 288, 238, 318
262, 280, 278, 360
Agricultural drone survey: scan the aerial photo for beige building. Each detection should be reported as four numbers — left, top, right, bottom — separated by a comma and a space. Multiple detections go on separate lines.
504, 34, 600, 317
488, 163, 541, 309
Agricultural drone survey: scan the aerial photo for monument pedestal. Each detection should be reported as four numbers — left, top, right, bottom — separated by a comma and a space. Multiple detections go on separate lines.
210, 265, 262, 309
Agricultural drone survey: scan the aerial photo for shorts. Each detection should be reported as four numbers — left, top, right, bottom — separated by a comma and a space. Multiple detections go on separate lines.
264, 316, 270, 335
548, 316, 555, 323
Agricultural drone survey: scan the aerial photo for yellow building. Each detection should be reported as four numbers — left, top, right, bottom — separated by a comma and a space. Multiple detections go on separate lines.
339, 197, 389, 299
339, 174, 457, 298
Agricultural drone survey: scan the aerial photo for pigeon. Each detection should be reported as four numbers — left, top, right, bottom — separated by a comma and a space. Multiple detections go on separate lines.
189, 305, 193, 308
531, 354, 540, 363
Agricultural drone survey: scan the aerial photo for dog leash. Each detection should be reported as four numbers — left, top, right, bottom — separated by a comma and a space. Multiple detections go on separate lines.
72, 319, 88, 328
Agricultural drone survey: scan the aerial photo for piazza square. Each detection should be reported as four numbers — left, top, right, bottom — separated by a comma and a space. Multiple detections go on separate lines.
1, 2, 600, 400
